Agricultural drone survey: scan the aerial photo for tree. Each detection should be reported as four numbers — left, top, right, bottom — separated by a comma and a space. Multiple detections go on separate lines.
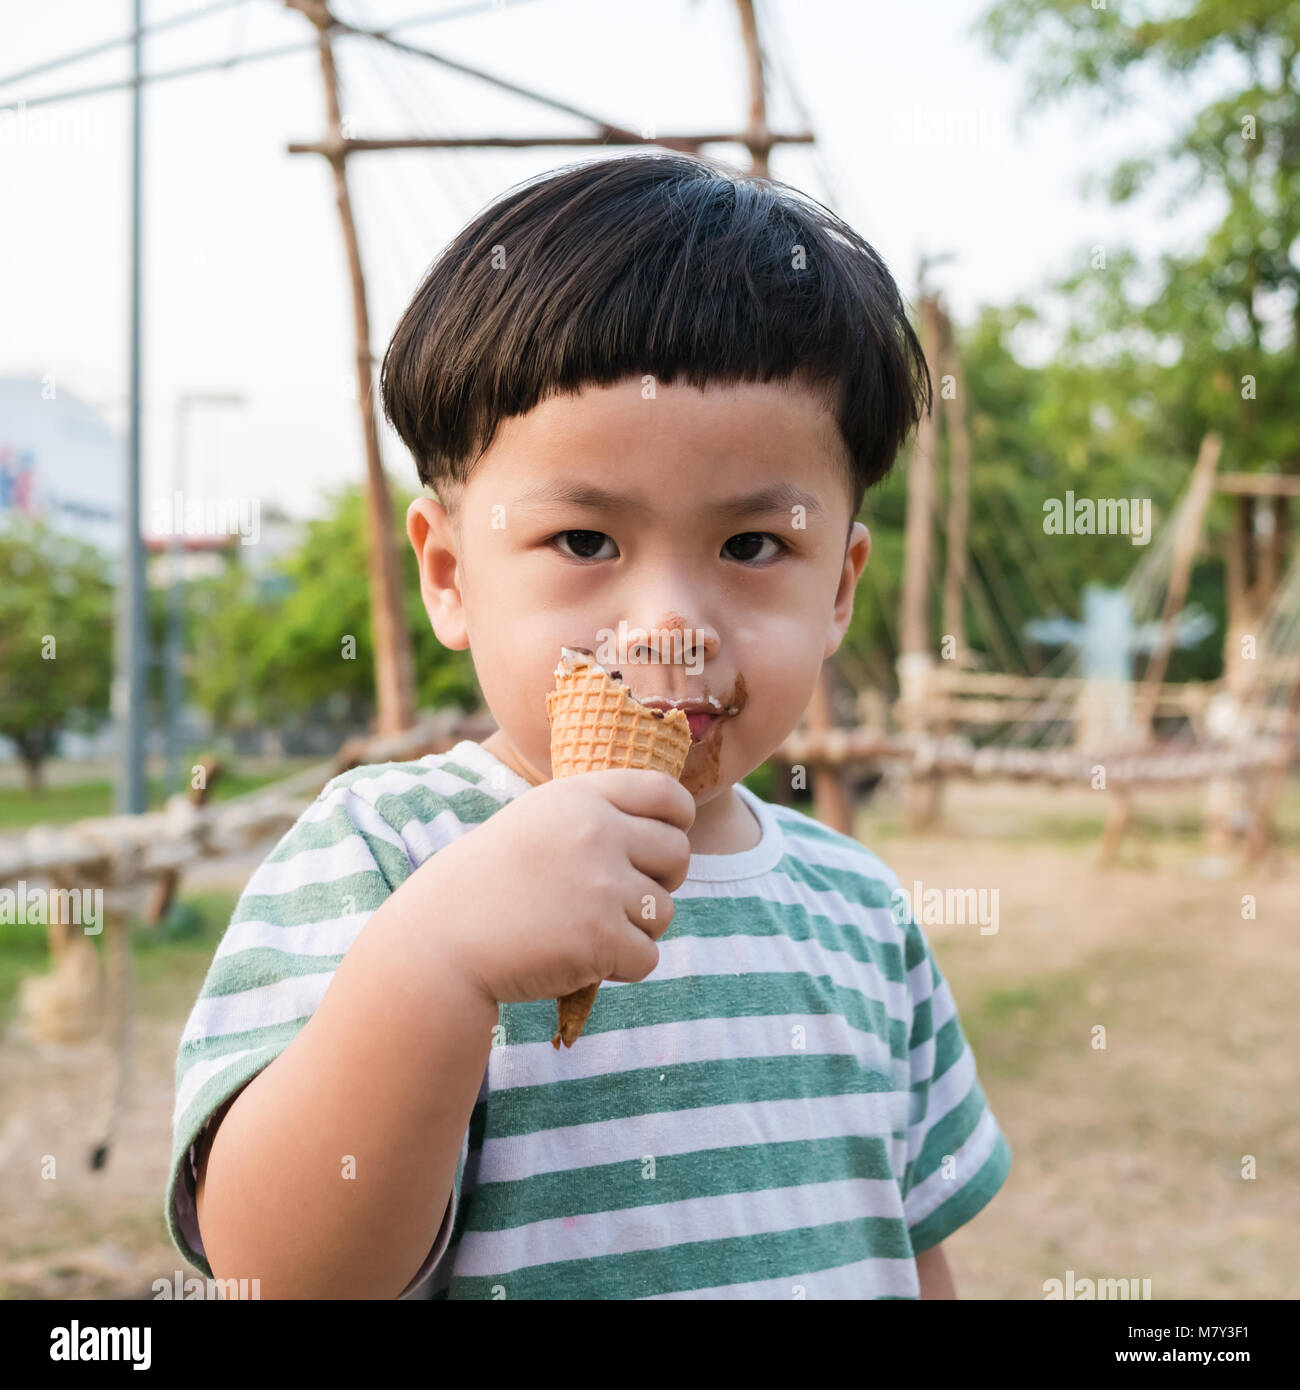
975, 0, 1299, 469
187, 478, 478, 736
0, 521, 113, 791
853, 0, 1300, 689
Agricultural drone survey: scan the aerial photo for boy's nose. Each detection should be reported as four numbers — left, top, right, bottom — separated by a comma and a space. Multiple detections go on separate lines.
622, 610, 719, 667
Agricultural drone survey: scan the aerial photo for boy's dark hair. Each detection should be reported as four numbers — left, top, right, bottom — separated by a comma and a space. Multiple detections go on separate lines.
381, 151, 931, 524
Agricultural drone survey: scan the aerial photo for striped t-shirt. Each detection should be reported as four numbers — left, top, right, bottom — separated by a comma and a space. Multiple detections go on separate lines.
167, 739, 1011, 1299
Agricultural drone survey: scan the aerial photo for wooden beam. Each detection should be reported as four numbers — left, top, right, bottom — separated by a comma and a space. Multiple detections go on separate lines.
1214, 472, 1300, 497
287, 132, 815, 155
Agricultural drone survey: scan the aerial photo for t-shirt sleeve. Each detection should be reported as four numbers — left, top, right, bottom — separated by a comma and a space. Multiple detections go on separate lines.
164, 776, 467, 1295
897, 912, 1012, 1254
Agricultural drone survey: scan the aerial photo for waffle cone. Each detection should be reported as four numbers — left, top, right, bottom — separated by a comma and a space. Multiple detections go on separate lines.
547, 647, 691, 1048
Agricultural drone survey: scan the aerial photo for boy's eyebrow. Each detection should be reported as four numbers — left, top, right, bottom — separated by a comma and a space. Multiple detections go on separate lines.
513, 480, 824, 519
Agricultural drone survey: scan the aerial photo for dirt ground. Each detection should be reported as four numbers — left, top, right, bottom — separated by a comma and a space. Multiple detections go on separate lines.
1, 778, 1295, 1300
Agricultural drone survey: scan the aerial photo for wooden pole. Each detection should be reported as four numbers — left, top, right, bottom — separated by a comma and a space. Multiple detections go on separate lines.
899, 293, 942, 674
939, 299, 971, 670
897, 291, 944, 829
1242, 658, 1300, 865
1134, 432, 1222, 738
286, 0, 415, 736
805, 666, 853, 834
733, 0, 846, 834
1209, 481, 1292, 851
280, 0, 824, 738
735, 0, 773, 178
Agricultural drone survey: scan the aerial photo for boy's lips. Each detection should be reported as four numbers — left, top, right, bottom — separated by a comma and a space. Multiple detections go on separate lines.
560, 649, 748, 747
635, 693, 742, 744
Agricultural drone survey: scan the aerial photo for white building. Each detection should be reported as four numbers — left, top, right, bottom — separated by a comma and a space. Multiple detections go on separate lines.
0, 376, 124, 556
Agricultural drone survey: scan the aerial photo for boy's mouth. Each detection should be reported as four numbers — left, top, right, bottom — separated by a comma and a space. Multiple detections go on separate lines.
565, 647, 747, 747
636, 693, 743, 744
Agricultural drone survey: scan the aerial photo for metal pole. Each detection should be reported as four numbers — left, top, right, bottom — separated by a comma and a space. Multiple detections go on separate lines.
115, 0, 147, 813
164, 394, 186, 796
163, 392, 242, 796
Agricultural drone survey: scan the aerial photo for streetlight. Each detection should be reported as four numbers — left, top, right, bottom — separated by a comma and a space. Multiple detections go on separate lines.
164, 391, 244, 797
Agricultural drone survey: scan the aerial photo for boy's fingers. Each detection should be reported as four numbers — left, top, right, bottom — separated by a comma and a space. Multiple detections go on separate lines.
604, 903, 666, 982
626, 875, 676, 940
583, 767, 696, 831
623, 818, 692, 894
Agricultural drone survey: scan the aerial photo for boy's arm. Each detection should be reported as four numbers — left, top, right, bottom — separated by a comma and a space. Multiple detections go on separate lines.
916, 1241, 957, 1299
194, 862, 498, 1299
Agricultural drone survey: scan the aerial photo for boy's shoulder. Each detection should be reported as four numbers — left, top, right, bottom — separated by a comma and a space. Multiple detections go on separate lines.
759, 794, 906, 913
312, 740, 522, 831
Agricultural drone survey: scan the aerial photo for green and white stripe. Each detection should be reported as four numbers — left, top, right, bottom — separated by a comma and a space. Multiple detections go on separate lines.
166, 740, 1010, 1299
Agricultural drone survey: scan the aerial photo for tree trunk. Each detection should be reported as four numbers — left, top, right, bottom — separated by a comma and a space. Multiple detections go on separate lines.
20, 753, 44, 795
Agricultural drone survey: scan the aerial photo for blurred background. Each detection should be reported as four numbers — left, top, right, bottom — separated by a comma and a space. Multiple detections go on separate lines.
0, 0, 1296, 1299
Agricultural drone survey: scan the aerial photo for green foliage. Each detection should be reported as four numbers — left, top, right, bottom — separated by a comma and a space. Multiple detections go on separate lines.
187, 478, 479, 732
844, 0, 1300, 691
973, 0, 1299, 459
0, 521, 113, 787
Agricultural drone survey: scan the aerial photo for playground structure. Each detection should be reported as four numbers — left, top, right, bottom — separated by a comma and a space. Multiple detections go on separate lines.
782, 290, 1300, 864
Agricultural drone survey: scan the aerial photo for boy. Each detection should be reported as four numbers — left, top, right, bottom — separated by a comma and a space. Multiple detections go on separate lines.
166, 152, 1010, 1299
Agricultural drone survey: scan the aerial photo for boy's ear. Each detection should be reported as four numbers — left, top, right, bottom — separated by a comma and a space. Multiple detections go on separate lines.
406, 496, 469, 651
824, 521, 871, 660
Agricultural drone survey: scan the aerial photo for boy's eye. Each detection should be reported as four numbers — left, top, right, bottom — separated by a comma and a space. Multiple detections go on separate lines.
548, 530, 787, 564
723, 532, 786, 563
551, 529, 617, 560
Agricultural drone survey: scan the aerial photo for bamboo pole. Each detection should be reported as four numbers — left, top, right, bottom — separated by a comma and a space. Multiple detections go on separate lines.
735, 0, 773, 178
734, 0, 846, 834
899, 293, 942, 681
805, 669, 853, 834
897, 291, 944, 830
286, 0, 415, 736
1133, 432, 1222, 737
939, 299, 971, 670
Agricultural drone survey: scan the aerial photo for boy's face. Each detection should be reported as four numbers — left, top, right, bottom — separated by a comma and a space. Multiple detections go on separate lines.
407, 374, 871, 805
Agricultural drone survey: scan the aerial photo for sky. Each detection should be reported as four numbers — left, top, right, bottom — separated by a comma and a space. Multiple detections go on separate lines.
1, 0, 1230, 526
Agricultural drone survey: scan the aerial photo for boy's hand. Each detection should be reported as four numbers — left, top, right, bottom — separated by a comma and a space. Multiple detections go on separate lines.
426, 769, 696, 1008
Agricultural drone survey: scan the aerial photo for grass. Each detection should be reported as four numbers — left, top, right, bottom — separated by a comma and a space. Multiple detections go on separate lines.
0, 890, 241, 1027
130, 891, 241, 1017
0, 763, 319, 831
958, 969, 1091, 1082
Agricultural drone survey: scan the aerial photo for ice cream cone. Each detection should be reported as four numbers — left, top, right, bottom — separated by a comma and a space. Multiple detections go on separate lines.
547, 646, 691, 1048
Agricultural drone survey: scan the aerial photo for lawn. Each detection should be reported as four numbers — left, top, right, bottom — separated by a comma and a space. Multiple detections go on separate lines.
0, 764, 319, 832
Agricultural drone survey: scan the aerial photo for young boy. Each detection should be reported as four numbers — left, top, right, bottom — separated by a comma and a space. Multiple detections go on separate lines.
166, 152, 1011, 1300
